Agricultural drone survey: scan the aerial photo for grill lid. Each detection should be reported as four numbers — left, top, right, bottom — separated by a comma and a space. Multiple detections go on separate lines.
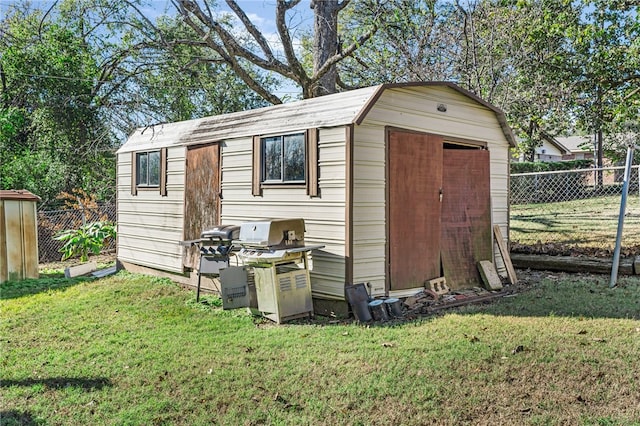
238, 218, 305, 248
201, 225, 240, 241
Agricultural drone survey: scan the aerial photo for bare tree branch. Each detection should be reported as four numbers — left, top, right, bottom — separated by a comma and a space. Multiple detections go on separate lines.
38, 0, 58, 37
336, 0, 351, 12
312, 24, 377, 82
176, 0, 298, 80
173, 1, 283, 104
276, 0, 308, 86
169, 0, 377, 100
227, 0, 276, 61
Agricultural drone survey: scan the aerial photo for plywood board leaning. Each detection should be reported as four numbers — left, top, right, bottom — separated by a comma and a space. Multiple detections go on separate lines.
493, 225, 518, 284
478, 260, 503, 290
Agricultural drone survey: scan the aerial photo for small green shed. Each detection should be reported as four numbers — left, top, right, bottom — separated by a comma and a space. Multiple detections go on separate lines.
0, 190, 41, 283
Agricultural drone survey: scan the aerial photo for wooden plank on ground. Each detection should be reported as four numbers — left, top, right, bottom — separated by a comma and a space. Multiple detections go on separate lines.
634, 256, 640, 275
478, 260, 503, 290
511, 254, 634, 275
493, 225, 518, 284
64, 261, 97, 278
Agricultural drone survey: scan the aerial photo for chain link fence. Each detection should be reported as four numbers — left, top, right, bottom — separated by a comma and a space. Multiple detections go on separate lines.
510, 166, 640, 255
37, 202, 117, 263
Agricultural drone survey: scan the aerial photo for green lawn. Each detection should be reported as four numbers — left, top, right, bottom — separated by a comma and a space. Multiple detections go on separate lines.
1, 271, 640, 425
510, 195, 640, 252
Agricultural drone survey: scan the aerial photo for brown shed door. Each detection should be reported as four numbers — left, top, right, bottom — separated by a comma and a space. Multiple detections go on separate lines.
183, 143, 220, 269
388, 132, 492, 291
440, 148, 493, 289
388, 131, 443, 290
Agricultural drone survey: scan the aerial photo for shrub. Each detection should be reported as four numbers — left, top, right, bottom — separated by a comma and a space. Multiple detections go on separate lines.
54, 221, 116, 262
510, 159, 593, 174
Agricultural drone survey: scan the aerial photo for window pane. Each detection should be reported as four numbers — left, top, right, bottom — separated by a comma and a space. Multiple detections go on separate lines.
137, 153, 148, 185
263, 137, 282, 181
148, 151, 160, 186
283, 134, 305, 182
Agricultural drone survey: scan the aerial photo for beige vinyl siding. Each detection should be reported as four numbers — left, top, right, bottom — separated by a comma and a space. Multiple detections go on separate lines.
353, 86, 512, 294
219, 128, 348, 299
115, 83, 514, 296
117, 147, 186, 272
351, 124, 387, 295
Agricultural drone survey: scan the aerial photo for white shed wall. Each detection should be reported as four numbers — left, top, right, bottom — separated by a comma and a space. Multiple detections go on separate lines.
353, 86, 512, 296
219, 127, 348, 299
116, 147, 186, 272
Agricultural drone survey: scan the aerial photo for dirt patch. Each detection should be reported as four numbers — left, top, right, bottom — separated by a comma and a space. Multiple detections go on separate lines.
39, 253, 116, 273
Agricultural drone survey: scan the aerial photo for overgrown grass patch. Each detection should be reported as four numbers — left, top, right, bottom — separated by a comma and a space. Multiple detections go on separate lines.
1, 271, 639, 425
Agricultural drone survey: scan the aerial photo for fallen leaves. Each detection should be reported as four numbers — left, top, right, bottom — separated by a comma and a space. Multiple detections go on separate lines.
464, 334, 480, 343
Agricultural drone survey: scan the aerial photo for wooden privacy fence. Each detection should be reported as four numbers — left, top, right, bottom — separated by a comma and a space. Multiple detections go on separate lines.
37, 202, 116, 263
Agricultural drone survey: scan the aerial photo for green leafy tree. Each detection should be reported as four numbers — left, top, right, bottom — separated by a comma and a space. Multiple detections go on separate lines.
1, 0, 276, 205
135, 15, 273, 123
339, 0, 460, 88
0, 5, 116, 205
506, 0, 639, 165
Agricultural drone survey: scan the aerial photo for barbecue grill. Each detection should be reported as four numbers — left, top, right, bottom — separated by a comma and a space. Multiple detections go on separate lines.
236, 218, 323, 265
180, 224, 240, 302
232, 218, 324, 323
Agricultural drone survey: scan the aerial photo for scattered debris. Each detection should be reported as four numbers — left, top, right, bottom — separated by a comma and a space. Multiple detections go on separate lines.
427, 277, 449, 295
92, 265, 117, 278
423, 289, 440, 301
404, 292, 428, 308
65, 261, 97, 278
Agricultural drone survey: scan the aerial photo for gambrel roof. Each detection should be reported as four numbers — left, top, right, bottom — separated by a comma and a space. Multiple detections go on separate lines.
117, 82, 515, 154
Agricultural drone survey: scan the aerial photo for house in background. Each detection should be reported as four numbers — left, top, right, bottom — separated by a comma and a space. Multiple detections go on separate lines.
532, 133, 594, 163
115, 82, 515, 302
551, 135, 594, 161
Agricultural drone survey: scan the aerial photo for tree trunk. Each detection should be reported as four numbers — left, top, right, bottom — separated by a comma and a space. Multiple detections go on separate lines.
310, 0, 339, 97
596, 127, 603, 186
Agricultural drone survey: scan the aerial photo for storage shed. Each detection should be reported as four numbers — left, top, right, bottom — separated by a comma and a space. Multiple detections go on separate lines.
1, 190, 41, 283
116, 82, 515, 300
